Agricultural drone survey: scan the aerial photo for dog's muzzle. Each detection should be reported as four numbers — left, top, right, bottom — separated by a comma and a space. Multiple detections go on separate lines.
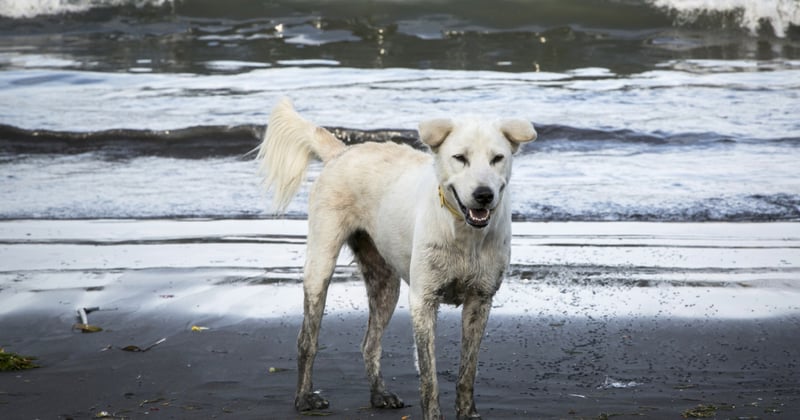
451, 186, 492, 228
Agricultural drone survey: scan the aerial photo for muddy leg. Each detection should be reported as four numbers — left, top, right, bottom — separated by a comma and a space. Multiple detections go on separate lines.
363, 275, 404, 408
348, 230, 405, 408
295, 225, 345, 411
455, 292, 492, 419
410, 292, 443, 420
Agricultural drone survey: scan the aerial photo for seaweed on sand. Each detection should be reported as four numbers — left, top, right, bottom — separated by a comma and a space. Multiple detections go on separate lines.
0, 348, 39, 371
682, 404, 717, 418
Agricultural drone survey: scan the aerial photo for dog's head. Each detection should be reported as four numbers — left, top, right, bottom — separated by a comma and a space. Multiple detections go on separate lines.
419, 117, 537, 228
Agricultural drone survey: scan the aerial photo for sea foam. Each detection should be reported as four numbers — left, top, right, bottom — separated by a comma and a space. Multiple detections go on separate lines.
650, 0, 800, 37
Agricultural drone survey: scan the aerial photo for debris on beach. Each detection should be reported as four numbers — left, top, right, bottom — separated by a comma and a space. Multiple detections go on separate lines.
190, 325, 209, 332
299, 410, 332, 417
0, 348, 39, 371
139, 397, 168, 407
74, 306, 103, 333
597, 410, 657, 420
268, 366, 289, 373
682, 404, 717, 418
74, 323, 103, 333
121, 337, 166, 352
597, 376, 642, 389
93, 410, 127, 419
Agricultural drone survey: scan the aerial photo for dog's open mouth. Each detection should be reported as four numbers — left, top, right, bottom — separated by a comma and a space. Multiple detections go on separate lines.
451, 187, 491, 228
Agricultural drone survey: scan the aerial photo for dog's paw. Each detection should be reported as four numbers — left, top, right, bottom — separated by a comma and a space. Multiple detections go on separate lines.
295, 392, 329, 411
370, 391, 404, 409
422, 409, 444, 420
456, 404, 481, 419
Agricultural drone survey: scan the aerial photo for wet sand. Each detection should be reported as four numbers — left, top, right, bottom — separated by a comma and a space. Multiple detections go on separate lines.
1, 220, 799, 419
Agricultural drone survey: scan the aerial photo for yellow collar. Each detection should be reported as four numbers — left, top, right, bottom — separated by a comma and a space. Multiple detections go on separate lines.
438, 185, 463, 220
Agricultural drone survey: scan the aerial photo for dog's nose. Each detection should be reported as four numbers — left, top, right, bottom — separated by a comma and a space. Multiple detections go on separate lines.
472, 186, 494, 206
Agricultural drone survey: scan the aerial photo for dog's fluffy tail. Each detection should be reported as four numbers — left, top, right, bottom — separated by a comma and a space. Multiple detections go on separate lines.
256, 98, 345, 213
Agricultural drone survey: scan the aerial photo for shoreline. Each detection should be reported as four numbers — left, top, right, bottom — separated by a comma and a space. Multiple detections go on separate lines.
2, 219, 798, 319
1, 219, 799, 418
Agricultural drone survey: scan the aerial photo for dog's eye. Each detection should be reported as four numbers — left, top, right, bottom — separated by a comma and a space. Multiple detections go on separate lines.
491, 154, 505, 165
452, 154, 468, 165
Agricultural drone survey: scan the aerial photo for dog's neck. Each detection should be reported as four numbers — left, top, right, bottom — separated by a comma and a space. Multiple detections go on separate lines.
438, 185, 463, 220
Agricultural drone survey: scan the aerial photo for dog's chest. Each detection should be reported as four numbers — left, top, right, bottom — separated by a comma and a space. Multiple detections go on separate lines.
421, 239, 509, 305
434, 277, 472, 306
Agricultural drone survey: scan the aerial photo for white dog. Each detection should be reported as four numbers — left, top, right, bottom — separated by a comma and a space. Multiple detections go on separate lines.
257, 98, 536, 420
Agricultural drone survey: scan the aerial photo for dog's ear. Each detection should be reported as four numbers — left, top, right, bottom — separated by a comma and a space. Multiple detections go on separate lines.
419, 118, 454, 150
498, 119, 537, 153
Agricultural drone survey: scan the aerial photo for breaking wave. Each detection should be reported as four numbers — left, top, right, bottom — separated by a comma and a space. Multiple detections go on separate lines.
1, 123, 799, 222
1, 0, 797, 38
649, 0, 800, 37
0, 0, 174, 19
4, 123, 798, 158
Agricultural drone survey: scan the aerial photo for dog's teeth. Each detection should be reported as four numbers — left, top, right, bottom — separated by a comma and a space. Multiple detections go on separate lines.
468, 208, 490, 222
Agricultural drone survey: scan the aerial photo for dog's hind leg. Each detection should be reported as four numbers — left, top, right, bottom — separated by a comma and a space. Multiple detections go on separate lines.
348, 230, 405, 409
295, 219, 348, 412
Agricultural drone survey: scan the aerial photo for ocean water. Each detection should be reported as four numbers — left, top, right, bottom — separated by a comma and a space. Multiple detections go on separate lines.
0, 0, 799, 221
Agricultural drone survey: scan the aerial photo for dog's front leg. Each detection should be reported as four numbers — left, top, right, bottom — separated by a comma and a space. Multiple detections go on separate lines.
410, 292, 443, 420
455, 291, 493, 419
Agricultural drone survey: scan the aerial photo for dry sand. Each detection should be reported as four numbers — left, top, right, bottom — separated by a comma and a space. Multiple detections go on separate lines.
1, 220, 799, 419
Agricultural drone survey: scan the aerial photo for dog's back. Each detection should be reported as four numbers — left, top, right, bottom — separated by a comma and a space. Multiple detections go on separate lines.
257, 98, 434, 239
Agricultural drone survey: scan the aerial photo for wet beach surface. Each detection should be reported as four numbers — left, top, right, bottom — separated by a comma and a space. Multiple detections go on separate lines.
1, 219, 799, 419
2, 310, 799, 419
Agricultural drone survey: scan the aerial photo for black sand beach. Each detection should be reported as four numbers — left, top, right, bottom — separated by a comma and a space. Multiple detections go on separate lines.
1, 219, 799, 419
2, 311, 799, 419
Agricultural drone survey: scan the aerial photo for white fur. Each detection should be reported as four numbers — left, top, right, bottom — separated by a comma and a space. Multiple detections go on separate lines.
257, 98, 536, 419
257, 98, 344, 212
